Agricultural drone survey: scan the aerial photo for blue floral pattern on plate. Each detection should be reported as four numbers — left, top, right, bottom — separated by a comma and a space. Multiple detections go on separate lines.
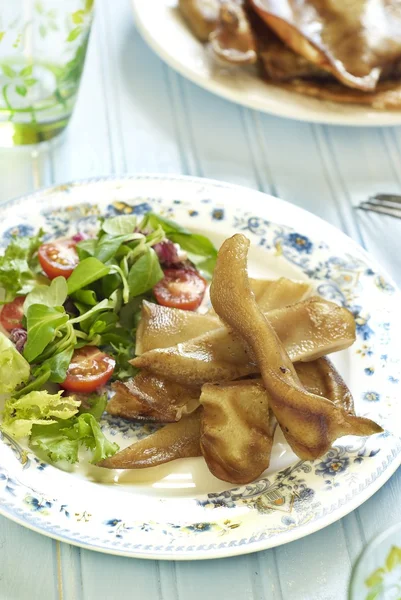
0, 175, 399, 561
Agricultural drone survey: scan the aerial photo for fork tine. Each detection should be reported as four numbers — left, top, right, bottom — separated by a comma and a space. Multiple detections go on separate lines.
369, 193, 401, 205
366, 198, 401, 210
356, 202, 401, 219
359, 200, 401, 214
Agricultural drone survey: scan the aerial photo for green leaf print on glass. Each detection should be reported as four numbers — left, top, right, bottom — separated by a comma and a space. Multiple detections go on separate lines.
365, 545, 401, 600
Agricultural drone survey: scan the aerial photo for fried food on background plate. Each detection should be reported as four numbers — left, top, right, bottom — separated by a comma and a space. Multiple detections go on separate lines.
209, 1, 257, 65
178, 0, 220, 42
178, 0, 401, 109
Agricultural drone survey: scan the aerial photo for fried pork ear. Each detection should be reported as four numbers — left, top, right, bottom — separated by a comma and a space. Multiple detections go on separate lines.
208, 276, 311, 315
107, 372, 200, 422
295, 357, 355, 415
250, 277, 311, 311
250, 0, 401, 91
132, 297, 356, 386
200, 380, 277, 484
137, 278, 311, 354
199, 357, 354, 484
178, 0, 221, 42
209, 234, 382, 460
135, 301, 220, 355
210, 1, 257, 65
104, 357, 353, 423
98, 409, 202, 469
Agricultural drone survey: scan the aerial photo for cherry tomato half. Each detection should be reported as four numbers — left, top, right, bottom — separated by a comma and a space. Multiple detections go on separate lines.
0, 296, 25, 331
38, 239, 79, 280
61, 347, 116, 393
153, 268, 207, 311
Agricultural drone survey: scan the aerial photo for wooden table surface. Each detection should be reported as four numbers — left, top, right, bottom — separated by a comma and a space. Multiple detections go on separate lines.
0, 1, 401, 599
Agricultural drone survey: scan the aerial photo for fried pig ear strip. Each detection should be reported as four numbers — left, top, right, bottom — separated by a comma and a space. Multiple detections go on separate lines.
135, 301, 221, 355
136, 277, 311, 354
105, 356, 354, 424
99, 357, 355, 471
207, 276, 311, 316
98, 409, 202, 469
199, 357, 355, 484
200, 380, 277, 484
132, 297, 356, 386
209, 234, 382, 460
249, 277, 311, 312
294, 357, 355, 415
108, 372, 200, 423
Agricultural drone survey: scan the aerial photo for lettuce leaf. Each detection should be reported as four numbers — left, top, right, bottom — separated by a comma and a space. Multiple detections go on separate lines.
30, 413, 119, 464
1, 390, 80, 438
23, 276, 68, 314
0, 230, 44, 302
0, 332, 30, 394
23, 305, 69, 362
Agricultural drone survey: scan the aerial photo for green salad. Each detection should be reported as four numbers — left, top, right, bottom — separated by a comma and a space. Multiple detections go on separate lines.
0, 211, 217, 465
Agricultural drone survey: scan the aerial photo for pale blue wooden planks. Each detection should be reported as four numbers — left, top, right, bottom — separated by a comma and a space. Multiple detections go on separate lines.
0, 518, 58, 600
1, 0, 401, 598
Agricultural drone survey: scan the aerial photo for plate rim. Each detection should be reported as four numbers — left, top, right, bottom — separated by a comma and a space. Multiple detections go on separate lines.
130, 0, 401, 127
0, 173, 400, 561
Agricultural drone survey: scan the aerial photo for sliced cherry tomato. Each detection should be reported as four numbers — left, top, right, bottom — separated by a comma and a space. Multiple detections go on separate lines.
0, 296, 25, 331
153, 268, 207, 311
38, 239, 79, 280
61, 347, 115, 393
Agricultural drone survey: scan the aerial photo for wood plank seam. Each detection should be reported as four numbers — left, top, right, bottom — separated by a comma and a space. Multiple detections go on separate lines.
239, 108, 269, 193
177, 77, 204, 176
56, 541, 64, 600
163, 66, 197, 176
272, 549, 284, 600
388, 128, 401, 172
381, 129, 401, 188
154, 561, 165, 600
312, 125, 361, 242
250, 111, 279, 197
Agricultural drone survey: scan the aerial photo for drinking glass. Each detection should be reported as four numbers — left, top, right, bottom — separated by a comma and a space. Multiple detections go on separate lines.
349, 522, 401, 600
0, 0, 94, 146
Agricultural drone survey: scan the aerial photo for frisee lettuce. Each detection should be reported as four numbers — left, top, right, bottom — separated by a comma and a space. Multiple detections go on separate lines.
30, 413, 119, 464
1, 390, 80, 438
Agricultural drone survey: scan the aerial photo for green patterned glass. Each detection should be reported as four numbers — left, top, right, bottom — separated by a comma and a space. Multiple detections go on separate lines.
0, 0, 94, 146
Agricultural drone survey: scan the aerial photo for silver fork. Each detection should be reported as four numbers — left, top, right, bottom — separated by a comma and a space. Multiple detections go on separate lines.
355, 194, 401, 219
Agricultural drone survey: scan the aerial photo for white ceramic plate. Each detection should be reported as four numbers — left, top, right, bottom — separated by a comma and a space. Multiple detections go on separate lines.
0, 175, 400, 560
131, 0, 401, 127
